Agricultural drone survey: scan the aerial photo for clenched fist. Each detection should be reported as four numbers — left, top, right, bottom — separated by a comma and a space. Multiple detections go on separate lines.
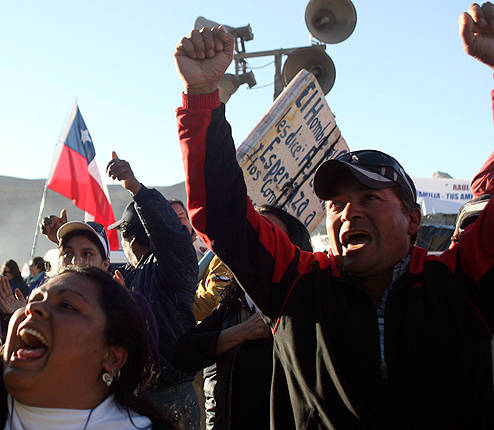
174, 26, 235, 95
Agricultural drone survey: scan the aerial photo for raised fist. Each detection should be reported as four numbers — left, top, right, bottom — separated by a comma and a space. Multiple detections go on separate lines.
41, 208, 67, 244
174, 26, 235, 95
106, 151, 142, 195
460, 2, 494, 69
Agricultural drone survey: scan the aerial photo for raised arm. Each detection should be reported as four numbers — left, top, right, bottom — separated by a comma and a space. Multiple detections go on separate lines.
444, 3, 494, 288
174, 28, 308, 323
460, 2, 494, 195
106, 152, 198, 322
132, 188, 197, 283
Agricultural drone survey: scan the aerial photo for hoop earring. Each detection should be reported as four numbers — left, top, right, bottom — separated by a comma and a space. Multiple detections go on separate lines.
102, 372, 113, 387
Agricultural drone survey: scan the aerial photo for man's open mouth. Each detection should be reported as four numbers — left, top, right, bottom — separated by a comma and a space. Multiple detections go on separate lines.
341, 230, 371, 250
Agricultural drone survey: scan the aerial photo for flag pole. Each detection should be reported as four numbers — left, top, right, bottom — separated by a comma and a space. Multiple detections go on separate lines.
29, 182, 50, 259
29, 100, 79, 260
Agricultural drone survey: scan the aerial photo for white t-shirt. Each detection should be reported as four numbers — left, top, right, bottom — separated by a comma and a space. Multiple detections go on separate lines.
4, 394, 152, 430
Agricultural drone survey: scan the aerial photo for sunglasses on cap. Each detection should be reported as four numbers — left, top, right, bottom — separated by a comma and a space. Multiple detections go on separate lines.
86, 221, 108, 239
83, 222, 110, 259
335, 150, 416, 202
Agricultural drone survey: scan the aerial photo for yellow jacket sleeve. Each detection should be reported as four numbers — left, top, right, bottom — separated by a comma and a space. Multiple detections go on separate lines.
193, 255, 234, 321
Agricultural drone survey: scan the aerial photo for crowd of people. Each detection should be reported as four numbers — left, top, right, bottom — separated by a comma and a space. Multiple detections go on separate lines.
0, 2, 493, 429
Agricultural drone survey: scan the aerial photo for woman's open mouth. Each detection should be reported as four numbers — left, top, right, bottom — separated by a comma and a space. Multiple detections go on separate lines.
12, 327, 48, 361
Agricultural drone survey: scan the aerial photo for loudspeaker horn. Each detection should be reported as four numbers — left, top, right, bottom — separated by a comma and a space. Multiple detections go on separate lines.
218, 72, 257, 104
195, 16, 222, 30
305, 0, 357, 44
282, 47, 336, 94
194, 16, 253, 41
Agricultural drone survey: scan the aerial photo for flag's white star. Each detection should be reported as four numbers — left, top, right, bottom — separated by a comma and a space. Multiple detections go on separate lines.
80, 129, 92, 143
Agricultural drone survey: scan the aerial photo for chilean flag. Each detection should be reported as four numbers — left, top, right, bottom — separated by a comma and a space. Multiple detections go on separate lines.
47, 104, 119, 250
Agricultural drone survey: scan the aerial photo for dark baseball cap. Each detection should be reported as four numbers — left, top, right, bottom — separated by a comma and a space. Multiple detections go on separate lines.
313, 150, 417, 206
57, 221, 110, 259
108, 201, 141, 230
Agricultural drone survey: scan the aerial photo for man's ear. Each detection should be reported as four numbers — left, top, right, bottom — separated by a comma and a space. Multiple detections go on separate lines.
407, 206, 422, 237
103, 257, 110, 271
102, 346, 128, 374
128, 236, 137, 248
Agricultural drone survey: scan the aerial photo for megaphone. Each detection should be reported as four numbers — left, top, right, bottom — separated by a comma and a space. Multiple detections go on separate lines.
218, 72, 257, 104
305, 0, 357, 44
282, 47, 336, 94
194, 16, 253, 42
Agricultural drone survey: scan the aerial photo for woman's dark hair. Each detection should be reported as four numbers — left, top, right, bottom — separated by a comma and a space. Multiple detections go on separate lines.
30, 257, 46, 272
56, 267, 177, 428
59, 230, 107, 261
1, 260, 22, 279
256, 204, 313, 252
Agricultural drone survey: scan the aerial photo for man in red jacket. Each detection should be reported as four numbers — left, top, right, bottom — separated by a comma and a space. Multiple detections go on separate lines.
174, 3, 494, 429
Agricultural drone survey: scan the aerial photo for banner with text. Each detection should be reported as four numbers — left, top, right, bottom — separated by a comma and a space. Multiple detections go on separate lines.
414, 177, 472, 215
237, 70, 349, 233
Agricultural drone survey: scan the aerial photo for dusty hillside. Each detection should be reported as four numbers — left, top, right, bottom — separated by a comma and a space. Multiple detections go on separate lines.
0, 175, 187, 269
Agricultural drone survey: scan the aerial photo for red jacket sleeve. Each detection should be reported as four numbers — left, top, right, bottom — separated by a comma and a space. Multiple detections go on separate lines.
176, 92, 300, 322
456, 198, 494, 282
470, 89, 494, 196
176, 92, 335, 324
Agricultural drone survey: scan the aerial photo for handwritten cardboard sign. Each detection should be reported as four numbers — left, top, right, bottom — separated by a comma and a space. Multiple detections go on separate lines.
236, 69, 349, 233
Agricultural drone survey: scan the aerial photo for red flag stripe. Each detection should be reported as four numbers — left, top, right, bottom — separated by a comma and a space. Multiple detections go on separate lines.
47, 146, 119, 250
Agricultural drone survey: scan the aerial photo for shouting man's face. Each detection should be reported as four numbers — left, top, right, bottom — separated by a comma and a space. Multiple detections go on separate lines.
325, 177, 420, 279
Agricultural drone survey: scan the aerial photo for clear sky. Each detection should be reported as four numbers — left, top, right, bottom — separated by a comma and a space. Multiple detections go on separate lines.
1, 0, 493, 187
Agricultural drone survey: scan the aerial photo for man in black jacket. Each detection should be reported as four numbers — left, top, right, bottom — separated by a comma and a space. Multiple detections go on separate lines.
107, 152, 200, 429
173, 3, 494, 429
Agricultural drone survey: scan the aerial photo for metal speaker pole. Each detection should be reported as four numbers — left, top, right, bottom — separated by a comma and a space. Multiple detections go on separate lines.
282, 46, 336, 94
305, 0, 357, 44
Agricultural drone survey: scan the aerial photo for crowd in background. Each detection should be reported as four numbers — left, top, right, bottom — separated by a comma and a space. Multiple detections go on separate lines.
0, 2, 493, 430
